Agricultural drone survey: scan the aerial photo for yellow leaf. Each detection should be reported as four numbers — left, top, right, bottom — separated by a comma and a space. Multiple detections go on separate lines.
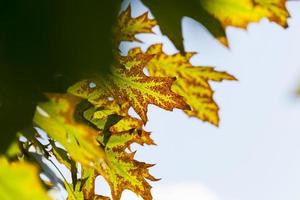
34, 94, 106, 169
34, 94, 157, 199
81, 168, 97, 199
0, 157, 51, 200
68, 51, 189, 122
96, 130, 157, 200
109, 117, 144, 134
78, 98, 156, 200
65, 168, 100, 200
82, 101, 156, 199
116, 5, 157, 43
144, 44, 236, 126
200, 0, 289, 28
143, 0, 289, 48
65, 181, 84, 200
92, 100, 130, 121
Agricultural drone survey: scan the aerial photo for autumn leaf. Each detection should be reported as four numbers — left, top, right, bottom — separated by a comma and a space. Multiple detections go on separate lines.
64, 138, 157, 200
83, 101, 157, 199
65, 168, 107, 200
0, 1, 293, 200
109, 116, 145, 135
91, 100, 130, 121
68, 50, 189, 122
83, 98, 145, 134
80, 98, 156, 199
142, 0, 227, 49
200, 0, 289, 28
87, 106, 146, 136
34, 96, 113, 199
33, 94, 106, 169
34, 94, 157, 199
81, 168, 97, 200
142, 44, 236, 126
0, 157, 51, 200
0, 1, 122, 153
96, 129, 157, 200
116, 5, 157, 43
143, 0, 289, 49
65, 181, 84, 200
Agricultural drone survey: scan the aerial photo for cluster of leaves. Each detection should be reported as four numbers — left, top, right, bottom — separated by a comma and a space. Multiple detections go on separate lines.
0, 0, 290, 199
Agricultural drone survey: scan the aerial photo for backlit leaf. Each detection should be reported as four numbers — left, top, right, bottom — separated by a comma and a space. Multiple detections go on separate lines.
144, 44, 236, 126
34, 94, 156, 199
143, 0, 226, 49
116, 5, 157, 43
68, 51, 189, 122
0, 1, 121, 153
200, 0, 289, 28
82, 101, 156, 199
96, 129, 157, 200
33, 94, 106, 169
65, 168, 105, 200
143, 0, 289, 49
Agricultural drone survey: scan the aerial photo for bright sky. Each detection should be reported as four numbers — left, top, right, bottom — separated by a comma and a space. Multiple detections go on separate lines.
117, 1, 300, 200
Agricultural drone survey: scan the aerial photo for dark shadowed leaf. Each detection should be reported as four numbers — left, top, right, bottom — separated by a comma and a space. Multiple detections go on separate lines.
0, 0, 121, 152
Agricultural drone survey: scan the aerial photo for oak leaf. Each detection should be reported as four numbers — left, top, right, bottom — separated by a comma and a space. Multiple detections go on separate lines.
0, 1, 121, 153
143, 0, 289, 49
68, 51, 189, 122
200, 0, 289, 28
34, 94, 157, 199
65, 168, 107, 200
116, 5, 157, 43
34, 94, 106, 169
143, 44, 236, 125
79, 98, 156, 199
96, 129, 157, 200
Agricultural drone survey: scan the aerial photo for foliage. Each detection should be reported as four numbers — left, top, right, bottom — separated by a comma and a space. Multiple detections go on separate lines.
0, 157, 51, 200
0, 0, 291, 199
0, 0, 121, 152
143, 0, 289, 49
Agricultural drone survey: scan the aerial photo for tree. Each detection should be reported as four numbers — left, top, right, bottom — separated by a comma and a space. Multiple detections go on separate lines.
0, 0, 291, 199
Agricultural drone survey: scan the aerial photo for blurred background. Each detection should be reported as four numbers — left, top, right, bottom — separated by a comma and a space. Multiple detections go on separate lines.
111, 1, 300, 199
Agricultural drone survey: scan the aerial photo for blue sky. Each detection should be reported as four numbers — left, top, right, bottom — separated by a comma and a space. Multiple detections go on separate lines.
116, 1, 300, 200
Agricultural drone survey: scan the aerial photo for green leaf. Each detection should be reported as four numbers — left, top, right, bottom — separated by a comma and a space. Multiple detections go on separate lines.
143, 0, 289, 49
33, 94, 106, 169
0, 0, 121, 153
142, 0, 226, 50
